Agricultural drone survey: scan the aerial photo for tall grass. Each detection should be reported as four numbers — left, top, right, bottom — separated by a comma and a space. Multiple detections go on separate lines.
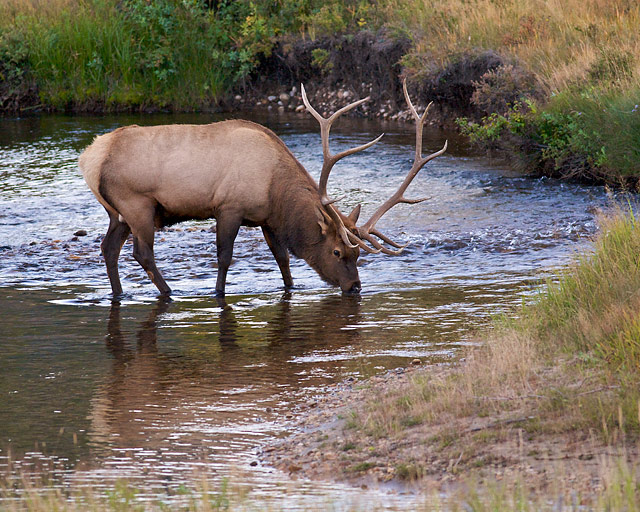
528, 205, 640, 374
0, 0, 275, 110
0, 0, 638, 176
380, 0, 640, 91
378, 0, 640, 177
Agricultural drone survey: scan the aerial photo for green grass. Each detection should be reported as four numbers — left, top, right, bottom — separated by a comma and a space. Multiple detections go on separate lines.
1, 0, 638, 180
527, 205, 640, 373
0, 0, 278, 111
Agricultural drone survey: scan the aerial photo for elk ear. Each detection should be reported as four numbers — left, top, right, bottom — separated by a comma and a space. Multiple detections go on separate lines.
347, 204, 361, 224
316, 207, 332, 236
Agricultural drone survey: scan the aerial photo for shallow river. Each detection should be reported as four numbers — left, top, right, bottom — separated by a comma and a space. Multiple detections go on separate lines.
0, 111, 608, 509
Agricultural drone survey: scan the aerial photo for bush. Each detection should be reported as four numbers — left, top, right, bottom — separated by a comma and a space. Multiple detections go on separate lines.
471, 64, 538, 116
0, 27, 37, 111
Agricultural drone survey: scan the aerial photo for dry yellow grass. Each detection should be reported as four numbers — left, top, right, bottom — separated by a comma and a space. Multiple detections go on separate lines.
382, 0, 640, 94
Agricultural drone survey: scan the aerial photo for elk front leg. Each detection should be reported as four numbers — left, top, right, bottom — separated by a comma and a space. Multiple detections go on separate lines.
101, 211, 131, 296
261, 226, 293, 289
215, 213, 243, 297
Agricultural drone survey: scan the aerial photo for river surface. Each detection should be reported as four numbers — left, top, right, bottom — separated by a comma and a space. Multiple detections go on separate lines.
0, 111, 608, 509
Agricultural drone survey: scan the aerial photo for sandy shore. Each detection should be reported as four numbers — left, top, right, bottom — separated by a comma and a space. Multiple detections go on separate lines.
261, 363, 637, 503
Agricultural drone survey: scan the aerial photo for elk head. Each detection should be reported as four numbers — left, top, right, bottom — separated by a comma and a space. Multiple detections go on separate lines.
301, 79, 448, 293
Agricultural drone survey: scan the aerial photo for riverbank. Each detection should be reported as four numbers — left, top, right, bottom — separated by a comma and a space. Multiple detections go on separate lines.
263, 207, 640, 508
1, 0, 638, 185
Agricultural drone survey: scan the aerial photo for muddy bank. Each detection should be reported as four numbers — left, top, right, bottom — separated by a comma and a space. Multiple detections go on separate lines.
3, 29, 531, 127
261, 363, 637, 501
241, 31, 536, 126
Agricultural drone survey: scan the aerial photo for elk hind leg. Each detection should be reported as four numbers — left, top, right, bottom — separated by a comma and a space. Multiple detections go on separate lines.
128, 212, 172, 296
101, 211, 131, 296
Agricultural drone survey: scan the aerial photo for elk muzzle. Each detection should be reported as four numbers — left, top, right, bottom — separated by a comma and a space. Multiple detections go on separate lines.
342, 279, 362, 295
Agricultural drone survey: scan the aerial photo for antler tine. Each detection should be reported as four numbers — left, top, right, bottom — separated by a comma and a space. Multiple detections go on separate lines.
301, 84, 383, 206
370, 228, 407, 249
300, 83, 325, 125
358, 230, 408, 255
358, 80, 447, 249
346, 230, 381, 254
402, 78, 420, 122
360, 139, 447, 234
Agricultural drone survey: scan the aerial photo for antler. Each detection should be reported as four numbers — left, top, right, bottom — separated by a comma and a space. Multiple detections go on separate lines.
301, 84, 384, 253
355, 78, 448, 255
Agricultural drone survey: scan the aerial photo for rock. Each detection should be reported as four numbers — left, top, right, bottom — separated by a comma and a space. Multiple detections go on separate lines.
234, 95, 242, 101
290, 86, 298, 96
278, 106, 285, 114
411, 358, 422, 365
267, 95, 277, 102
295, 104, 305, 113
250, 460, 258, 467
279, 93, 290, 104
73, 229, 87, 236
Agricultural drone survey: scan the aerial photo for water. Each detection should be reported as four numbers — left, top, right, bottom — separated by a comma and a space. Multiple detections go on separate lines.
0, 111, 608, 509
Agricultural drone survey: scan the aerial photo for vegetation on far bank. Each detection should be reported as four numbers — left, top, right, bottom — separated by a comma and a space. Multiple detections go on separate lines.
1, 0, 639, 182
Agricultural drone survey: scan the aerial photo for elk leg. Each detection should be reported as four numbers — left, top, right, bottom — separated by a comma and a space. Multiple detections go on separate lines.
215, 213, 243, 297
127, 214, 172, 296
261, 226, 293, 289
101, 211, 131, 296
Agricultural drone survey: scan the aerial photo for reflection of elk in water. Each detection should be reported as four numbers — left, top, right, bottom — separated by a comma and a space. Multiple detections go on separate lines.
79, 81, 446, 297
87, 296, 362, 453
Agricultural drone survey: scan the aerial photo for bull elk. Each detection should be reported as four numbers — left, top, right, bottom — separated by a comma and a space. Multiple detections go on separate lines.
78, 80, 447, 297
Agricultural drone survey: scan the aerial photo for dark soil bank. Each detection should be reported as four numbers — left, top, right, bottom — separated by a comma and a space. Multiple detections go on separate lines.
242, 30, 536, 126
3, 29, 531, 127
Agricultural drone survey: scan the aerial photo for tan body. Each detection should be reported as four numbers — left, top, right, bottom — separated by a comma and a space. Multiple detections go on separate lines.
79, 82, 446, 297
79, 120, 362, 296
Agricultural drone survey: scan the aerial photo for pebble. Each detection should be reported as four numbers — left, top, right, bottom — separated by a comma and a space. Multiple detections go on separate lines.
73, 230, 87, 236
267, 95, 277, 102
295, 104, 305, 113
411, 358, 422, 365
234, 95, 242, 101
279, 93, 290, 103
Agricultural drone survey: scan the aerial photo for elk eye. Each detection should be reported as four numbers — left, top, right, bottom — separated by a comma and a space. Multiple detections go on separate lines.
333, 249, 341, 257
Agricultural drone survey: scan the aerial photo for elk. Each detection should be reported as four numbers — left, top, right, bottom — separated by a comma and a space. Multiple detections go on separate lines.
78, 80, 447, 297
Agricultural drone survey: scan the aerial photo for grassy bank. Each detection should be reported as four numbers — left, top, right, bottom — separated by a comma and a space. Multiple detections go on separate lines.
361, 206, 640, 437
258, 206, 640, 508
0, 0, 277, 111
383, 0, 640, 181
1, 0, 638, 181
308, 206, 638, 504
